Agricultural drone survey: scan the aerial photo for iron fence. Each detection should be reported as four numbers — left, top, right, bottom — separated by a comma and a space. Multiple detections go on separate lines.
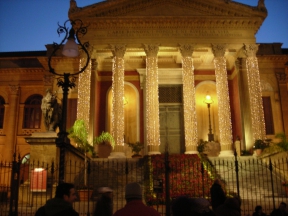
0, 153, 287, 216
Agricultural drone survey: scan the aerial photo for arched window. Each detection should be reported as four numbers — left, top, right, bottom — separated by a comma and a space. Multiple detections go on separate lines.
23, 95, 42, 129
0, 96, 5, 129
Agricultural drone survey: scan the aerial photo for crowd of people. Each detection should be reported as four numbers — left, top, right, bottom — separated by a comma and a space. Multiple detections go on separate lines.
34, 180, 288, 216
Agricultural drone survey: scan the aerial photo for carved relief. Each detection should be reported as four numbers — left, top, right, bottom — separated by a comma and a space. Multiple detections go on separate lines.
8, 85, 20, 95
257, 0, 267, 12
275, 72, 287, 83
69, 0, 266, 18
43, 75, 54, 86
103, 28, 242, 39
260, 80, 273, 92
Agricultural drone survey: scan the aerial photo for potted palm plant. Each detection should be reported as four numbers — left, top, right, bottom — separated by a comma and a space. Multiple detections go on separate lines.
68, 119, 94, 200
94, 131, 115, 158
253, 139, 267, 156
126, 141, 144, 158
261, 133, 288, 157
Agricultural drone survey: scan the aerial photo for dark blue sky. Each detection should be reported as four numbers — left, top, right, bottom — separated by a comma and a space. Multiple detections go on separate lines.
0, 0, 287, 52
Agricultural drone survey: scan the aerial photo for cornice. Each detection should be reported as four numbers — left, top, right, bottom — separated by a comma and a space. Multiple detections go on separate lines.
0, 68, 45, 74
257, 56, 288, 63
77, 17, 263, 31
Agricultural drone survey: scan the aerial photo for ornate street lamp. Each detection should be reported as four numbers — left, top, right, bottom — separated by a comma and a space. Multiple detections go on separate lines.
48, 19, 90, 183
204, 95, 214, 142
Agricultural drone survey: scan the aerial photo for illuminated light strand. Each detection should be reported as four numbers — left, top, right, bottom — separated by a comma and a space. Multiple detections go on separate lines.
180, 45, 198, 151
213, 57, 233, 148
245, 44, 266, 140
77, 58, 91, 131
111, 45, 126, 150
144, 44, 160, 151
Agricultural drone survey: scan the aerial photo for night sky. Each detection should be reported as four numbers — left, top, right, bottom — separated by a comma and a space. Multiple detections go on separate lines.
0, 0, 287, 52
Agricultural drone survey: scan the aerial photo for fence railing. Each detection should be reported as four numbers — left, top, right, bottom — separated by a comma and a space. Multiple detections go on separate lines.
0, 153, 287, 216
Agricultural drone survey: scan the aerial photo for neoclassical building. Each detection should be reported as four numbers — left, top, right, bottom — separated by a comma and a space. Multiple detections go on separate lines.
0, 0, 288, 161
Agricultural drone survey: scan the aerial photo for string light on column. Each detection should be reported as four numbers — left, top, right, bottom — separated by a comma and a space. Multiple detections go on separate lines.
244, 44, 266, 141
144, 44, 161, 153
110, 45, 126, 150
77, 58, 91, 130
212, 44, 233, 151
179, 44, 198, 153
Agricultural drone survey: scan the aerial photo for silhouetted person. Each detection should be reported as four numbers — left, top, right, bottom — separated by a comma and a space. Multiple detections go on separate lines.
252, 205, 266, 216
270, 202, 288, 216
172, 196, 215, 216
113, 182, 160, 216
210, 179, 226, 211
214, 197, 241, 216
93, 187, 113, 216
190, 198, 215, 216
35, 182, 78, 216
171, 196, 193, 216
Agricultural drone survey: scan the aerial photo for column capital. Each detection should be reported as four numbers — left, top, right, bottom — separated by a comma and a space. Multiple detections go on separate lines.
143, 44, 159, 57
244, 44, 259, 57
91, 59, 98, 70
8, 85, 20, 95
110, 44, 126, 58
211, 44, 226, 57
179, 44, 195, 57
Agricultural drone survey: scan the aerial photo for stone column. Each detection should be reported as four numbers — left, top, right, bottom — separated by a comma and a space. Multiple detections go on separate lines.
109, 45, 126, 158
5, 85, 20, 161
143, 44, 161, 155
179, 44, 198, 154
212, 44, 233, 157
244, 44, 266, 141
275, 71, 288, 135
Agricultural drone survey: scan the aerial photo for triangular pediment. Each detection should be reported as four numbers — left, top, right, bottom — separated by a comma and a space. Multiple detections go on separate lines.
69, 0, 267, 18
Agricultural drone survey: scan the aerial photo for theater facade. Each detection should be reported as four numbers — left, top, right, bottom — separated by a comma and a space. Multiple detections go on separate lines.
0, 0, 288, 161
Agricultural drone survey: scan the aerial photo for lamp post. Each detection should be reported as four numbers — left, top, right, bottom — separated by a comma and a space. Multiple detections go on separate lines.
204, 95, 214, 142
48, 19, 90, 183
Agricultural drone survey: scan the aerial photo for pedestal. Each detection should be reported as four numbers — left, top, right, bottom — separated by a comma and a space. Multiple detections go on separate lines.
25, 132, 58, 163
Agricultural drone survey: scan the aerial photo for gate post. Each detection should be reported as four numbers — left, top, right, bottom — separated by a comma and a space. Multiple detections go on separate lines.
269, 157, 275, 210
164, 151, 170, 216
9, 153, 21, 216
234, 150, 240, 197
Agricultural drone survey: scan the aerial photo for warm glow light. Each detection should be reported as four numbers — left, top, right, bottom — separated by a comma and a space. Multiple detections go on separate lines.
34, 168, 44, 172
123, 96, 128, 105
204, 95, 213, 104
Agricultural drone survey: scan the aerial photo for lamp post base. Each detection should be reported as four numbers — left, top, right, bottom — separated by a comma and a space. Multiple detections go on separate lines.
208, 133, 214, 142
